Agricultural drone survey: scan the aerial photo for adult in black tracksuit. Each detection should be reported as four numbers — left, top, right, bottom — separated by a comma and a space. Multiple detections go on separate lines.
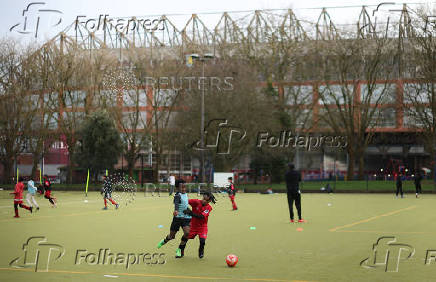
396, 173, 404, 198
414, 171, 422, 198
285, 163, 304, 223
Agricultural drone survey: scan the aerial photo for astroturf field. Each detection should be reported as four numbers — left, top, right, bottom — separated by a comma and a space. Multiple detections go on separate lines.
1, 191, 436, 282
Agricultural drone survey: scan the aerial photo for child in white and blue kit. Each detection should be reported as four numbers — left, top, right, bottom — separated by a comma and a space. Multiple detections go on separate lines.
26, 179, 39, 211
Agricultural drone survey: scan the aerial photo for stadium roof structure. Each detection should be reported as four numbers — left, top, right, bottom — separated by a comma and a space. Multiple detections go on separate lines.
33, 4, 426, 60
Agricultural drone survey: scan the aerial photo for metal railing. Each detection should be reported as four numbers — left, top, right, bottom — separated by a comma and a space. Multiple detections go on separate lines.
142, 183, 230, 197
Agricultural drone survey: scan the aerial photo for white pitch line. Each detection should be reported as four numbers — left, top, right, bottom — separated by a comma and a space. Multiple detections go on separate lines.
104, 275, 119, 278
0, 199, 101, 209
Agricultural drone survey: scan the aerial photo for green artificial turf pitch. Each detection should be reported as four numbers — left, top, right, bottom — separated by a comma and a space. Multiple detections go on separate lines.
1, 191, 436, 282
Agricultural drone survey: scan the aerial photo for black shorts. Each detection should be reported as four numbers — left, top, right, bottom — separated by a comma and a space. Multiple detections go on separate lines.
104, 192, 112, 199
170, 217, 191, 231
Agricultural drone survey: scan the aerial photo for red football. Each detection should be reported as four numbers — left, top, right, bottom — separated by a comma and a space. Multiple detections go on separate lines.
226, 254, 238, 267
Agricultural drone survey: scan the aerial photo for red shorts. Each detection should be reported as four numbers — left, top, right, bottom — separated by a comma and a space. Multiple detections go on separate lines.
45, 190, 51, 197
188, 227, 208, 239
14, 199, 23, 205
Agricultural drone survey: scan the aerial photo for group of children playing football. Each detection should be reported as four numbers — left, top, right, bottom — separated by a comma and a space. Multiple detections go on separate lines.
11, 175, 57, 217
11, 173, 238, 259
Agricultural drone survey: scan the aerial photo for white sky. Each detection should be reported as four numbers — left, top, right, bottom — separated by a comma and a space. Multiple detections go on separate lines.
0, 0, 435, 44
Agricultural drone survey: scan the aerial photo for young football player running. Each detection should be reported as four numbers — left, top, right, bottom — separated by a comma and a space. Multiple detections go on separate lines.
176, 192, 216, 259
42, 175, 56, 207
157, 180, 191, 257
11, 177, 32, 218
26, 178, 39, 211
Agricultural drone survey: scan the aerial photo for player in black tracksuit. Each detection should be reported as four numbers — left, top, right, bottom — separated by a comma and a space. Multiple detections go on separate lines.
285, 163, 304, 223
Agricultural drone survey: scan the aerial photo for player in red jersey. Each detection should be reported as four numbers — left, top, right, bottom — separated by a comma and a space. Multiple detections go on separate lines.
11, 177, 32, 218
176, 192, 216, 259
42, 175, 56, 207
227, 177, 238, 210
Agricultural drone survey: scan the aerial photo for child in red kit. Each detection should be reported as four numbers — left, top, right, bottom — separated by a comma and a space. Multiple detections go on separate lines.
43, 175, 56, 207
176, 192, 216, 259
11, 177, 32, 218
227, 177, 238, 210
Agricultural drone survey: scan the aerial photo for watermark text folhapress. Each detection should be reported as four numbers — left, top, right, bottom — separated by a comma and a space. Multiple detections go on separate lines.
257, 131, 348, 151
75, 249, 166, 269
75, 15, 164, 33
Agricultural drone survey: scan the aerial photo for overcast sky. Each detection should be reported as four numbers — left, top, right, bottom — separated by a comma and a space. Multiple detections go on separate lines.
1, 0, 435, 43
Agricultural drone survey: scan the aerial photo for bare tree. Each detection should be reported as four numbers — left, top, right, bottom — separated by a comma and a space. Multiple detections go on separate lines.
102, 52, 186, 181
146, 60, 189, 182
102, 62, 150, 177
236, 26, 316, 181
403, 7, 436, 180
0, 39, 36, 183
23, 95, 54, 181
240, 26, 314, 132
174, 57, 275, 174
41, 44, 91, 183
316, 33, 395, 180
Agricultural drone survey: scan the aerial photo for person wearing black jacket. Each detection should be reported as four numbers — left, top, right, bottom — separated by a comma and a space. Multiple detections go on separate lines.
396, 172, 404, 198
285, 163, 304, 223
414, 171, 422, 198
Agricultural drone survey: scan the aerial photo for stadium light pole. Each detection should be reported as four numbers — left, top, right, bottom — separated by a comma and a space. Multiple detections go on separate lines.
141, 153, 144, 189
333, 150, 337, 191
434, 124, 436, 190
41, 140, 45, 184
295, 122, 304, 171
188, 53, 215, 183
